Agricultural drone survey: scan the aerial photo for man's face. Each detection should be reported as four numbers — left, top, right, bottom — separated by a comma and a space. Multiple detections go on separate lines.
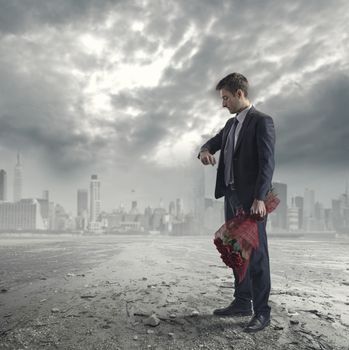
220, 88, 241, 114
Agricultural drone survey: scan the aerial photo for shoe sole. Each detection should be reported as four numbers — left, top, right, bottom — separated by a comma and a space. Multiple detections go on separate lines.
213, 311, 253, 317
243, 319, 271, 333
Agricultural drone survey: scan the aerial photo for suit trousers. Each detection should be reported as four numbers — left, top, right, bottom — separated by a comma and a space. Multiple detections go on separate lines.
224, 186, 271, 317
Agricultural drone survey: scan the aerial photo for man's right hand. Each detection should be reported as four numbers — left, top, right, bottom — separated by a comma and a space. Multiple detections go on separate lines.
199, 150, 216, 166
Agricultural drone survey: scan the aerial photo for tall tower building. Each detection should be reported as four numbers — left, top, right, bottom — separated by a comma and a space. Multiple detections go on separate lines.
13, 152, 23, 202
304, 188, 315, 231
89, 175, 101, 222
176, 198, 183, 218
0, 169, 7, 201
77, 189, 88, 230
77, 189, 88, 216
294, 196, 304, 229
288, 198, 299, 231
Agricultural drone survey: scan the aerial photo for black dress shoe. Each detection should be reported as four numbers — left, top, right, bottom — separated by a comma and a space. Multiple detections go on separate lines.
213, 300, 252, 317
243, 314, 270, 333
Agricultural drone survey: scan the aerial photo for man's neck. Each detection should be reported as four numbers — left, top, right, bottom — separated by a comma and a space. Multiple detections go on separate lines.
237, 101, 251, 114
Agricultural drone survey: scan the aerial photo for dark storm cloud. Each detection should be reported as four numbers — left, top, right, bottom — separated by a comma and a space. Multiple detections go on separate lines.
0, 46, 109, 172
265, 70, 349, 167
110, 0, 349, 168
0, 0, 348, 175
0, 0, 116, 34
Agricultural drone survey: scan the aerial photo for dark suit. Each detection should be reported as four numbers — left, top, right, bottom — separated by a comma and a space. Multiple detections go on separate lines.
199, 106, 275, 316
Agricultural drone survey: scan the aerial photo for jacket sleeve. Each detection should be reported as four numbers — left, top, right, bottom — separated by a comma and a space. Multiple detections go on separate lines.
254, 116, 275, 200
197, 128, 224, 159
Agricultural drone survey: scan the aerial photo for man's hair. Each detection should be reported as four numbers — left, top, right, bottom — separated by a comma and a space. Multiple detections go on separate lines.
216, 73, 249, 97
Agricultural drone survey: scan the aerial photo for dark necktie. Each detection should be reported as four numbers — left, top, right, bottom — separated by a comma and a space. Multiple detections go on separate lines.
224, 118, 239, 187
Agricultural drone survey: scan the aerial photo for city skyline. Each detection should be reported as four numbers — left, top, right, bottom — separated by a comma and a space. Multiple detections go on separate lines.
0, 152, 348, 215
1, 150, 348, 234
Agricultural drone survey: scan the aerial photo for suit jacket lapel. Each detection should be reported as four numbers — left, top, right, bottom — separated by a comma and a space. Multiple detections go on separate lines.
234, 106, 255, 154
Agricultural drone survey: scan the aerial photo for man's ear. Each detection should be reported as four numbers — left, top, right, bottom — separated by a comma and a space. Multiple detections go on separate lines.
236, 89, 243, 98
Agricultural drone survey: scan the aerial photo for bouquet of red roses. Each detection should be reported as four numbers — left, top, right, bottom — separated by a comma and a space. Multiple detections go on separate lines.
213, 190, 280, 283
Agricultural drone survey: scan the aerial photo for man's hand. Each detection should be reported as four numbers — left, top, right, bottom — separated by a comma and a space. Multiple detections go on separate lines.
250, 199, 266, 217
199, 150, 216, 166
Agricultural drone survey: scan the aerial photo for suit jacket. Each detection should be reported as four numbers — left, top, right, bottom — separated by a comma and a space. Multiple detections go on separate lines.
199, 106, 275, 210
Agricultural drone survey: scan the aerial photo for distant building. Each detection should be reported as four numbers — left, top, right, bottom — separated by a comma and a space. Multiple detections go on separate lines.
339, 191, 349, 231
37, 198, 49, 228
151, 208, 167, 230
331, 199, 342, 232
46, 201, 55, 230
0, 169, 7, 201
76, 189, 88, 230
324, 208, 333, 231
172, 214, 196, 235
13, 153, 23, 202
89, 175, 101, 223
103, 211, 151, 233
144, 206, 152, 217
105, 212, 124, 229
176, 198, 183, 218
162, 213, 172, 233
294, 196, 304, 229
331, 189, 349, 233
0, 199, 46, 230
304, 188, 315, 231
53, 204, 75, 231
288, 198, 299, 231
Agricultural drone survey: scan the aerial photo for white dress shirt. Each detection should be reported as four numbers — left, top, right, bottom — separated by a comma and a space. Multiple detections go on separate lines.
234, 104, 252, 148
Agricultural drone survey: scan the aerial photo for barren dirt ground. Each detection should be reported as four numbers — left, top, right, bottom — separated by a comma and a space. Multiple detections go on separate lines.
0, 234, 348, 350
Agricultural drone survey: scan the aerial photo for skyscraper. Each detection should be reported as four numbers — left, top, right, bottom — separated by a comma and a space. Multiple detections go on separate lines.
294, 196, 304, 229
304, 188, 315, 231
13, 153, 23, 202
0, 169, 7, 201
176, 198, 183, 218
77, 189, 88, 230
89, 175, 101, 222
288, 198, 299, 231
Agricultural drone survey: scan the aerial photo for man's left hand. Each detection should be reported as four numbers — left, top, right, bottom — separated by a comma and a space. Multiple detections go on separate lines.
250, 199, 266, 217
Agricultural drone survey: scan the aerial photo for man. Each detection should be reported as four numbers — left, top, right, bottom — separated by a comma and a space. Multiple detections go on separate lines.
198, 73, 275, 332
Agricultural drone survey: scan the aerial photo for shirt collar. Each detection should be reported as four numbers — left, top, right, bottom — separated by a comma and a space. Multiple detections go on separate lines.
236, 104, 252, 124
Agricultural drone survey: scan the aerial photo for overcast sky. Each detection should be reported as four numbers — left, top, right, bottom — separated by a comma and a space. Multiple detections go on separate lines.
0, 0, 348, 213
